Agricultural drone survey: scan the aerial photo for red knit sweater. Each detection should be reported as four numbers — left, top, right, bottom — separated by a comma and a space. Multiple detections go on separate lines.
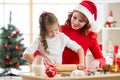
61, 24, 106, 67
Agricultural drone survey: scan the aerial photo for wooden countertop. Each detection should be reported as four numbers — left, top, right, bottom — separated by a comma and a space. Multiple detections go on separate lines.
0, 77, 22, 80
19, 72, 120, 80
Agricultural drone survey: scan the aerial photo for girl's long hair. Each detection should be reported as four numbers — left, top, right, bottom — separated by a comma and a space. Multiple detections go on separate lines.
39, 12, 58, 52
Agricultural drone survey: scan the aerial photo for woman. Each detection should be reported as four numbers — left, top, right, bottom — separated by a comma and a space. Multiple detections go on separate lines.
61, 0, 106, 71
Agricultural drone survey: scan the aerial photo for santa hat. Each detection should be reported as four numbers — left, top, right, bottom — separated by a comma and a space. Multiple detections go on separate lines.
74, 0, 100, 32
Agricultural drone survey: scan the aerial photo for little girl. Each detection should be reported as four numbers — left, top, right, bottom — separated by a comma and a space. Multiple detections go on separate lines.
23, 12, 84, 69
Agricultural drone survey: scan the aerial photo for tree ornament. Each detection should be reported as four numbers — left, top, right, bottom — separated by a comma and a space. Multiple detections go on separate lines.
21, 38, 24, 40
15, 29, 19, 33
9, 61, 13, 65
45, 64, 57, 78
10, 33, 15, 37
16, 63, 20, 67
6, 55, 10, 60
4, 44, 9, 48
16, 45, 19, 50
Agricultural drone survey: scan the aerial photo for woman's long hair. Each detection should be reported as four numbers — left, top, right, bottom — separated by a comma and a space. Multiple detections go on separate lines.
65, 10, 91, 34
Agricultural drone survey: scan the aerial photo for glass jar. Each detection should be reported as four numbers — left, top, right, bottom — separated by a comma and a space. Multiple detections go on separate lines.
32, 56, 45, 76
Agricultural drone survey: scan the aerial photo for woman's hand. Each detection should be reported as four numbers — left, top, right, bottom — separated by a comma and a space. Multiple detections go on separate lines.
77, 64, 85, 70
87, 60, 100, 72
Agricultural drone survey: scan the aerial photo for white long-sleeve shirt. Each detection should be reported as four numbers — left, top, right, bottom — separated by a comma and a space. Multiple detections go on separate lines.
23, 32, 81, 64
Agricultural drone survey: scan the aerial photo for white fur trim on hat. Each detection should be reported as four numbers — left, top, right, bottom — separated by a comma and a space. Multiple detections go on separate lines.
74, 5, 94, 23
91, 21, 101, 32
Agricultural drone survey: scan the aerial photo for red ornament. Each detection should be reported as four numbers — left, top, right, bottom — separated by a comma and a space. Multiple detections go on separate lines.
4, 44, 9, 48
16, 63, 20, 67
45, 65, 57, 78
16, 45, 19, 50
21, 38, 24, 40
6, 55, 10, 59
9, 61, 13, 65
10, 33, 15, 37
114, 45, 119, 54
16, 29, 19, 33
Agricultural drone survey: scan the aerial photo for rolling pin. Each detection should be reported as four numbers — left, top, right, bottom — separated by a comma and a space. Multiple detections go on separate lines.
56, 64, 77, 73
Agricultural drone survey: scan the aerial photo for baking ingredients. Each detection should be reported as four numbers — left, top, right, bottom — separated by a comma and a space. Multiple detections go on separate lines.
71, 70, 85, 76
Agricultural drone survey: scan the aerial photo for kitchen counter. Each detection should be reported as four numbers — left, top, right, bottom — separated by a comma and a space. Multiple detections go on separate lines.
0, 76, 21, 80
19, 72, 120, 80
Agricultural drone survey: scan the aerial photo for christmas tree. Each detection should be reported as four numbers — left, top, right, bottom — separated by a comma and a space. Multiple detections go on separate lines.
0, 11, 27, 76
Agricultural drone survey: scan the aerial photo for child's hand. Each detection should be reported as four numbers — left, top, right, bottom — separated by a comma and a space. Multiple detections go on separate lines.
43, 58, 53, 66
77, 64, 85, 70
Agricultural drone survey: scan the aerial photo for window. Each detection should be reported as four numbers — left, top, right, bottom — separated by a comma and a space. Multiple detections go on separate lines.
0, 0, 82, 47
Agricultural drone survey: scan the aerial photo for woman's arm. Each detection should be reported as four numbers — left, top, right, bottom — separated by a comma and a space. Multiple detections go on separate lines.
88, 32, 106, 71
89, 32, 106, 67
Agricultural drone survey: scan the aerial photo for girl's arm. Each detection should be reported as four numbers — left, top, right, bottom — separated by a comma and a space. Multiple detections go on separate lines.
77, 47, 85, 70
23, 54, 34, 63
